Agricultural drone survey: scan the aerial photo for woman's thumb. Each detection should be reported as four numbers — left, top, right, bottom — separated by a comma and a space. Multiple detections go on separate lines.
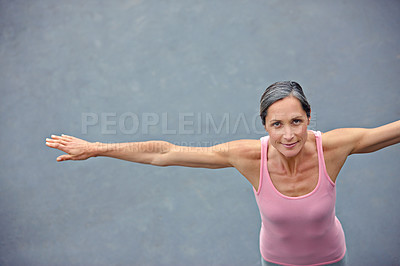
57, 155, 71, 162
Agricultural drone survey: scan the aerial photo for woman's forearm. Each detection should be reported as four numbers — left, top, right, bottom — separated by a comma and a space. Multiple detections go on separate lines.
45, 134, 174, 164
93, 141, 173, 166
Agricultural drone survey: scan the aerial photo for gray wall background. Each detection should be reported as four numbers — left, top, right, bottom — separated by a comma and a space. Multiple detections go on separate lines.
1, 0, 399, 265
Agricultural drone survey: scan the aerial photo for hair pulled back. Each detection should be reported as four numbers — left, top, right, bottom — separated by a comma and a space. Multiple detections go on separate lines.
260, 81, 311, 126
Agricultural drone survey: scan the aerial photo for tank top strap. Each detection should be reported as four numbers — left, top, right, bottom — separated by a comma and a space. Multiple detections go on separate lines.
312, 130, 336, 187
255, 135, 270, 195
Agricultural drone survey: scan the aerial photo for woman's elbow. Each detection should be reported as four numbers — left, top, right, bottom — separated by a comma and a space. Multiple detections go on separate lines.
143, 141, 173, 167
149, 156, 171, 167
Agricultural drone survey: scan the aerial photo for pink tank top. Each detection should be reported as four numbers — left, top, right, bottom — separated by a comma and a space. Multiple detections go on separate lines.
254, 131, 346, 266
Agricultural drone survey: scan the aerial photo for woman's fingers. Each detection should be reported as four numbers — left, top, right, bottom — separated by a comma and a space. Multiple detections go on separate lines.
61, 134, 75, 140
49, 134, 63, 140
46, 137, 68, 144
46, 134, 91, 162
57, 154, 72, 162
50, 134, 72, 142
46, 138, 67, 148
46, 135, 71, 154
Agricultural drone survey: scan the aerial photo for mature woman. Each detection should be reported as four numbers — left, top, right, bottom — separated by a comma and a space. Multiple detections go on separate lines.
46, 81, 400, 266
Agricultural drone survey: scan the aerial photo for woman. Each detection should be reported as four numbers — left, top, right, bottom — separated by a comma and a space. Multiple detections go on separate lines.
46, 81, 400, 266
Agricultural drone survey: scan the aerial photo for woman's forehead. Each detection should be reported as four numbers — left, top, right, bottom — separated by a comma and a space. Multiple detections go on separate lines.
268, 113, 306, 121
267, 97, 305, 114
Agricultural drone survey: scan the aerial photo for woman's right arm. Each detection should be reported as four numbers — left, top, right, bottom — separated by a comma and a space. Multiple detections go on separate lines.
46, 134, 256, 167
95, 140, 232, 168
46, 134, 261, 186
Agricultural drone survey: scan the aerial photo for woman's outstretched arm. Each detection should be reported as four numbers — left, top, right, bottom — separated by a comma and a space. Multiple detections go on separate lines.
317, 120, 400, 183
349, 119, 400, 154
323, 119, 400, 156
45, 134, 260, 170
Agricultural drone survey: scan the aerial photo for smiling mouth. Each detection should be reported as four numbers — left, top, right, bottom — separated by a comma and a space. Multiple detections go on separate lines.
282, 142, 298, 148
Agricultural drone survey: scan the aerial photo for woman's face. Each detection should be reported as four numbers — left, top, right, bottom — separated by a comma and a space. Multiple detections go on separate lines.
264, 96, 310, 158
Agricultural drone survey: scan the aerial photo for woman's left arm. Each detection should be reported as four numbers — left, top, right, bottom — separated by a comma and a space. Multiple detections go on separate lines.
350, 120, 400, 154
326, 120, 400, 155
321, 120, 399, 182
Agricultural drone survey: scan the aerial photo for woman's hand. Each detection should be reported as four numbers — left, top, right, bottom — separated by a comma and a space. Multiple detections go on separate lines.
46, 134, 97, 162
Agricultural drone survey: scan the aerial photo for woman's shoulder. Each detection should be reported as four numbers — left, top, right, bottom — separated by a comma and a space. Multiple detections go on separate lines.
225, 139, 261, 160
228, 139, 261, 150
320, 128, 359, 154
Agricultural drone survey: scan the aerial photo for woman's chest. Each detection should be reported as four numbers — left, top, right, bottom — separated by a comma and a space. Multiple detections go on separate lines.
267, 160, 319, 197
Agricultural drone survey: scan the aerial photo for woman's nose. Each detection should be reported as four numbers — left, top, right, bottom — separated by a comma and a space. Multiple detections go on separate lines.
283, 126, 294, 140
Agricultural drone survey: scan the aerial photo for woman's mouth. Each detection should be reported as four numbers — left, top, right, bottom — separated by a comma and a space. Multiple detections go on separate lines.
282, 142, 298, 148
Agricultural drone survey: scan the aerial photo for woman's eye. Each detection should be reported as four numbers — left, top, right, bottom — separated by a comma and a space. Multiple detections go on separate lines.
293, 119, 302, 125
272, 122, 281, 127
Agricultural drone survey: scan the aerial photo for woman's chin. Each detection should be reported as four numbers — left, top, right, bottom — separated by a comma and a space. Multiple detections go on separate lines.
281, 151, 300, 158
277, 143, 302, 158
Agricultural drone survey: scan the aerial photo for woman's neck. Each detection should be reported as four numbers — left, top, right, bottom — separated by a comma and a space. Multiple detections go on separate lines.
277, 149, 306, 176
271, 135, 312, 176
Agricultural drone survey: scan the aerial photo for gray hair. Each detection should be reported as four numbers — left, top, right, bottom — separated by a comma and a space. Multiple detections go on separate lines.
260, 81, 311, 126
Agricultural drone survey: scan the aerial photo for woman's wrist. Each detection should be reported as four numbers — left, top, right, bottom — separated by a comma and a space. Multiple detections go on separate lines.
90, 142, 122, 157
90, 142, 105, 157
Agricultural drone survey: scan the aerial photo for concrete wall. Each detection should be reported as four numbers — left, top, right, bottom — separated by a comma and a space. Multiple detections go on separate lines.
1, 0, 399, 265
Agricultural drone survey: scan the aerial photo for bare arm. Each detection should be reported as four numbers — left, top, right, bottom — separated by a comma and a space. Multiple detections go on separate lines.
349, 120, 400, 154
45, 134, 260, 170
322, 120, 400, 182
323, 120, 400, 156
95, 140, 233, 168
